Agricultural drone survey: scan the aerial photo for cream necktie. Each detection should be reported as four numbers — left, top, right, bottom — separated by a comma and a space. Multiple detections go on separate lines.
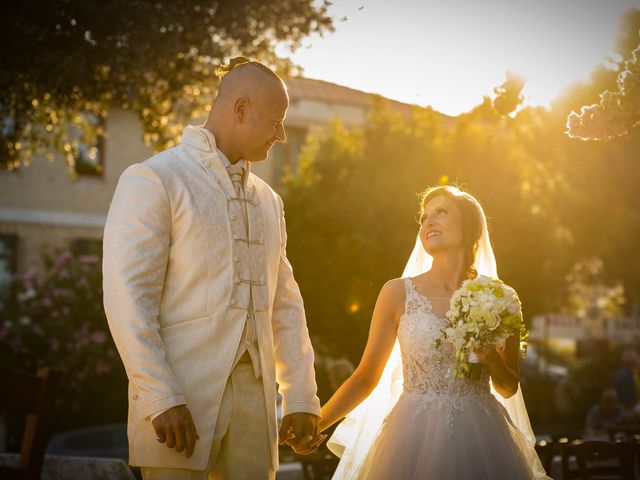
227, 162, 248, 234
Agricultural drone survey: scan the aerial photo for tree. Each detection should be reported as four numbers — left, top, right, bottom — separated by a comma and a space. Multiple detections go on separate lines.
566, 44, 640, 140
566, 9, 640, 140
283, 79, 639, 368
492, 71, 526, 117
0, 0, 333, 171
281, 91, 578, 361
564, 257, 625, 319
283, 101, 446, 358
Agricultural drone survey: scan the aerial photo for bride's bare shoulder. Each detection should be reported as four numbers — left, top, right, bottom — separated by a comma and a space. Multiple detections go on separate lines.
379, 277, 407, 307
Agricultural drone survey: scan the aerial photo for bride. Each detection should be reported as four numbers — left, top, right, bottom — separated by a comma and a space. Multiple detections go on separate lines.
300, 186, 549, 479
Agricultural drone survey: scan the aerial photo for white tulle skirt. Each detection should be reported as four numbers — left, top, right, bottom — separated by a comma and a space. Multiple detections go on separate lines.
353, 391, 536, 480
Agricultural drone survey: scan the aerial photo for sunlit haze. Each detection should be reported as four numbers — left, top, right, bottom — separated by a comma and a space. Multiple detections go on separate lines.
280, 0, 640, 115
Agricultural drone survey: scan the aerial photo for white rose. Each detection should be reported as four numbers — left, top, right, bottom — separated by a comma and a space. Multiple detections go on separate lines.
484, 312, 501, 330
469, 307, 482, 323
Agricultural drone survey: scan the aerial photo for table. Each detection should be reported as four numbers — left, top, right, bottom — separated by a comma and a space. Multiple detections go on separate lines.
0, 453, 136, 480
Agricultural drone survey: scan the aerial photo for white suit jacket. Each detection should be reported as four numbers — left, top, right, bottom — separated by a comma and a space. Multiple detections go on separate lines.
103, 125, 320, 470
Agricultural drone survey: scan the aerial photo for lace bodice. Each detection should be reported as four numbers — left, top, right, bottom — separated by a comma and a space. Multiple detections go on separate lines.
398, 278, 491, 399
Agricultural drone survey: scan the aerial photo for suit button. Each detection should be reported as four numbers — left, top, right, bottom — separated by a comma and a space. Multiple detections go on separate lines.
235, 279, 241, 285
234, 256, 240, 263
230, 214, 237, 221
231, 298, 238, 305
258, 280, 264, 286
132, 394, 139, 400
259, 258, 265, 265
203, 160, 211, 167
233, 234, 239, 240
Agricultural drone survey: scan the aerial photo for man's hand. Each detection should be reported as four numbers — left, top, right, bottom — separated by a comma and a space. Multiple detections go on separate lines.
278, 412, 320, 454
291, 432, 328, 455
152, 405, 200, 458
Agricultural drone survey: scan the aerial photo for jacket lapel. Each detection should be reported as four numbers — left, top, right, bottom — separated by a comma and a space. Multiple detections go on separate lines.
180, 125, 235, 198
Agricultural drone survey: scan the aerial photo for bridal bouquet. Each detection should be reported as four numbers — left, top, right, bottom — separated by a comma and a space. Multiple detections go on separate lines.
435, 276, 528, 380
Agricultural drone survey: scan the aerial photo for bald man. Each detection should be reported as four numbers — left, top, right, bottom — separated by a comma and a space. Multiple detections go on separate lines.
103, 60, 321, 479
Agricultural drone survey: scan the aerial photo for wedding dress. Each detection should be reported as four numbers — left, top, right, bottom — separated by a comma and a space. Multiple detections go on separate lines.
327, 189, 549, 479
351, 277, 538, 479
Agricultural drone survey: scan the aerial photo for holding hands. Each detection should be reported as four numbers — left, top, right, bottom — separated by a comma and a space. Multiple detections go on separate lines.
279, 412, 327, 455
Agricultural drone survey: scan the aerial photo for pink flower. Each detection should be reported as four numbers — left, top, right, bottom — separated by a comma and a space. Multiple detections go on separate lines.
41, 297, 53, 307
95, 360, 111, 374
91, 331, 108, 344
53, 288, 72, 298
79, 255, 99, 264
15, 268, 35, 286
54, 251, 73, 268
17, 288, 36, 302
32, 324, 45, 336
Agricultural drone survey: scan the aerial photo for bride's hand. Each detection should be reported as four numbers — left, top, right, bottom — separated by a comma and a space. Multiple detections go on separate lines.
472, 346, 502, 366
291, 432, 328, 455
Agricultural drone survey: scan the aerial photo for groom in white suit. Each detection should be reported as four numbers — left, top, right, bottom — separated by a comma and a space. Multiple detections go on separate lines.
103, 59, 320, 479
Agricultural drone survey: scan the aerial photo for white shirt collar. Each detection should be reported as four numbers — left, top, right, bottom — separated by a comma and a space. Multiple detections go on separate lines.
216, 147, 247, 172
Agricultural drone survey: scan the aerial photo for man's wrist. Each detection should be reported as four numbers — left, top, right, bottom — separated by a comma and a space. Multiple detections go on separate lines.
281, 400, 321, 418
149, 403, 186, 422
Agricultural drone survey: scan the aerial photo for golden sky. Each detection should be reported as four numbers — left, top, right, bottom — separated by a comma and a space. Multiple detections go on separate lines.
282, 0, 640, 115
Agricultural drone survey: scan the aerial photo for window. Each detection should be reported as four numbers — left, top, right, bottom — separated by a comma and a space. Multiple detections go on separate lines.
73, 114, 105, 177
71, 239, 102, 258
284, 127, 308, 173
268, 126, 308, 185
0, 113, 18, 172
0, 235, 18, 305
1, 115, 15, 137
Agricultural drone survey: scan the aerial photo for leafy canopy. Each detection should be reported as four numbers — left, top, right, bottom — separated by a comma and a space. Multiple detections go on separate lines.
0, 0, 333, 171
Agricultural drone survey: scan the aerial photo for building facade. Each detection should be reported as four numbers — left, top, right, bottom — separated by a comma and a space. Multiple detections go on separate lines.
0, 78, 418, 301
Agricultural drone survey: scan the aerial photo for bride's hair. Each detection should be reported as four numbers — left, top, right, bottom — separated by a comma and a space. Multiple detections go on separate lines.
418, 185, 485, 279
